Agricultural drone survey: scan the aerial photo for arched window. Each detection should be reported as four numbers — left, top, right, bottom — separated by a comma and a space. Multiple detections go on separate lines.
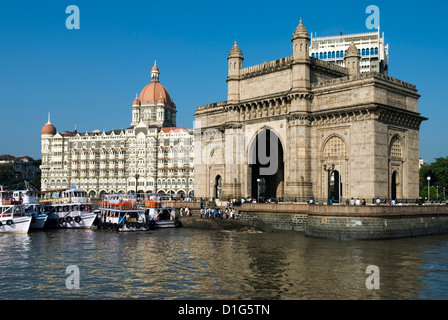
320, 52, 323, 59
340, 51, 344, 58
389, 136, 402, 158
366, 49, 369, 56
336, 51, 340, 58
370, 48, 374, 55
362, 48, 366, 56
375, 47, 378, 55
311, 53, 315, 58
323, 136, 347, 158
324, 52, 327, 59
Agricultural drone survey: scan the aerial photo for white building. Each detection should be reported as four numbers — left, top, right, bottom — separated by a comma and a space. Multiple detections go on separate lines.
309, 29, 389, 75
40, 62, 194, 199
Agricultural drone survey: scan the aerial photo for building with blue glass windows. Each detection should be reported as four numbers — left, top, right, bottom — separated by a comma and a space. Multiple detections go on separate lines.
310, 28, 388, 75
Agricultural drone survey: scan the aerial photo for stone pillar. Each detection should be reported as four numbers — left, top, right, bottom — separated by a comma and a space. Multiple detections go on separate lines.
285, 114, 312, 201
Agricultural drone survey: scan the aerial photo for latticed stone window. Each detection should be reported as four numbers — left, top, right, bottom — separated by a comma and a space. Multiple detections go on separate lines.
389, 136, 402, 158
323, 136, 346, 158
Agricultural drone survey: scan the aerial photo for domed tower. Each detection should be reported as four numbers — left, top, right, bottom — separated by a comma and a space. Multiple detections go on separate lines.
344, 42, 361, 76
40, 112, 56, 188
131, 61, 177, 128
291, 18, 311, 89
227, 41, 244, 103
41, 112, 57, 136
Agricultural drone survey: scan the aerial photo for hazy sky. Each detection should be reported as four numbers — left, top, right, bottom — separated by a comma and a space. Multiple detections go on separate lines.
1, 0, 446, 163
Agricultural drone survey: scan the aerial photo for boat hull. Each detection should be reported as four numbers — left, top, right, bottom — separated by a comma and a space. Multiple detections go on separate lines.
95, 220, 153, 232
46, 212, 96, 229
30, 214, 48, 230
154, 220, 182, 228
0, 216, 32, 234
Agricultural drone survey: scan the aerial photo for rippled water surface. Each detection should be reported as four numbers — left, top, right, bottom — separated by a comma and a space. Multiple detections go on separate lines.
1, 227, 448, 299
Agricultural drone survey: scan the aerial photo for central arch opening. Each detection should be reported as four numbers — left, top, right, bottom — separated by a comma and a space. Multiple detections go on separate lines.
249, 129, 284, 201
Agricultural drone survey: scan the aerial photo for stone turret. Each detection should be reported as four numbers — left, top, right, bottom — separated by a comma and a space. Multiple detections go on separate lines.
291, 19, 310, 89
344, 42, 361, 76
227, 40, 244, 103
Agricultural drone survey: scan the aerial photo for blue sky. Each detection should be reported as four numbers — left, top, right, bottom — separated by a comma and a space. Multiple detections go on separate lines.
0, 0, 447, 163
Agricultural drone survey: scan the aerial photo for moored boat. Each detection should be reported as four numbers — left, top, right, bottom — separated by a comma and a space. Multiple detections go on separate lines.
13, 189, 47, 230
41, 188, 96, 229
95, 194, 153, 232
144, 199, 182, 228
0, 190, 32, 234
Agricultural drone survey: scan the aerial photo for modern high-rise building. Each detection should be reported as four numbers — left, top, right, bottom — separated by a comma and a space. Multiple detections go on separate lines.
309, 29, 389, 75
40, 63, 194, 199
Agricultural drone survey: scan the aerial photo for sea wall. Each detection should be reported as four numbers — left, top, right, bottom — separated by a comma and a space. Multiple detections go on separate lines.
237, 203, 448, 240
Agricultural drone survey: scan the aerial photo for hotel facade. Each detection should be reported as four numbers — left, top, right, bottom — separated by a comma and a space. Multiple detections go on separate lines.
40, 63, 194, 199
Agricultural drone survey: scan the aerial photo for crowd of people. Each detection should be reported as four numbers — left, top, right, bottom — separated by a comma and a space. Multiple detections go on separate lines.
200, 207, 236, 219
200, 202, 237, 219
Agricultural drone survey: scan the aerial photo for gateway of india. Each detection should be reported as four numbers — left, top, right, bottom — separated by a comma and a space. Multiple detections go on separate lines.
193, 19, 427, 203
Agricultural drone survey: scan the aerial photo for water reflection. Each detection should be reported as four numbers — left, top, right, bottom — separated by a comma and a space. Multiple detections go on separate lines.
0, 229, 447, 299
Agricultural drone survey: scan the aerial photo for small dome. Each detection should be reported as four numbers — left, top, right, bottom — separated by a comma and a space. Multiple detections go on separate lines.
292, 18, 310, 39
152, 64, 159, 72
345, 42, 360, 57
41, 113, 56, 135
228, 40, 244, 59
132, 93, 141, 106
42, 123, 56, 135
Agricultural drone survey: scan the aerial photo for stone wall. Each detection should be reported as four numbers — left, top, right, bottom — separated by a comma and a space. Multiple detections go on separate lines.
236, 203, 448, 240
305, 214, 448, 240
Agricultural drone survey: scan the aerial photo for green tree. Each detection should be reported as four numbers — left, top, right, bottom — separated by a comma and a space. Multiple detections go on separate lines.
420, 186, 440, 200
420, 156, 448, 199
0, 164, 19, 189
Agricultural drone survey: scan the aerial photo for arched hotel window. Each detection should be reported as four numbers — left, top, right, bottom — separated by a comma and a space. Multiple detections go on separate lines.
375, 47, 378, 55
311, 53, 315, 58
370, 48, 374, 55
366, 49, 369, 56
324, 52, 327, 59
340, 51, 344, 58
319, 52, 323, 59
362, 49, 366, 56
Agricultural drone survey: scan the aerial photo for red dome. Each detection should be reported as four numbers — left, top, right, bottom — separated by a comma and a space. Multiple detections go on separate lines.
136, 62, 175, 108
42, 123, 56, 135
138, 81, 173, 107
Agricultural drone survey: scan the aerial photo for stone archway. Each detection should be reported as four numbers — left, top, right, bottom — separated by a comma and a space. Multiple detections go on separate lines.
391, 171, 397, 200
215, 175, 222, 199
249, 129, 284, 200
